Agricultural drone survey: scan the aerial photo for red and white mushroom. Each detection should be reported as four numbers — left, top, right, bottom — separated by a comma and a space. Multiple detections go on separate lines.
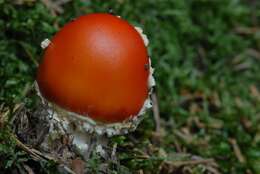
36, 13, 155, 155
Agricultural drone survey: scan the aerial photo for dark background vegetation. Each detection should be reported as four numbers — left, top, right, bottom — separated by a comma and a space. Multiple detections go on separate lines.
0, 0, 260, 173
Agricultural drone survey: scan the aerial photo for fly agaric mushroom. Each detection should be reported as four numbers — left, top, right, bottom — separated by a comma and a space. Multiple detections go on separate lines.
36, 13, 155, 156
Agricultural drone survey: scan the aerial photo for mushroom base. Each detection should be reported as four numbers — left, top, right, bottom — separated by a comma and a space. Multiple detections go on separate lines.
35, 81, 153, 158
44, 105, 110, 159
11, 102, 118, 173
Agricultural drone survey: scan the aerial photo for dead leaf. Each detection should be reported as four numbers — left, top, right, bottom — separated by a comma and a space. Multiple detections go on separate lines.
71, 158, 85, 174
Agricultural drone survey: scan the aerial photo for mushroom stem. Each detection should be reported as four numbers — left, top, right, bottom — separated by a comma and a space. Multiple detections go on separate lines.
38, 100, 111, 160
72, 131, 109, 160
50, 109, 110, 160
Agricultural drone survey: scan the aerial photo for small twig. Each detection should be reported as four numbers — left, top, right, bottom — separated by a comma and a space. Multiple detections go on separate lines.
56, 0, 71, 5
160, 154, 219, 173
234, 27, 260, 35
0, 106, 10, 128
9, 103, 26, 130
173, 140, 182, 152
228, 138, 246, 163
12, 134, 43, 161
111, 143, 117, 161
13, 0, 36, 5
246, 49, 260, 61
19, 41, 39, 67
174, 129, 193, 144
58, 164, 76, 174
205, 165, 221, 174
151, 92, 161, 133
23, 164, 35, 174
11, 133, 57, 162
137, 170, 144, 174
246, 169, 253, 174
165, 158, 215, 167
234, 62, 252, 71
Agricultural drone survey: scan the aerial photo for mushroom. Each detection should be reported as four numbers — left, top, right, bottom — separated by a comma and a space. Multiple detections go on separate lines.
36, 13, 155, 158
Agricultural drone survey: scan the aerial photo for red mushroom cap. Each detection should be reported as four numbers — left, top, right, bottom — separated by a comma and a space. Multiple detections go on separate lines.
37, 13, 149, 123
